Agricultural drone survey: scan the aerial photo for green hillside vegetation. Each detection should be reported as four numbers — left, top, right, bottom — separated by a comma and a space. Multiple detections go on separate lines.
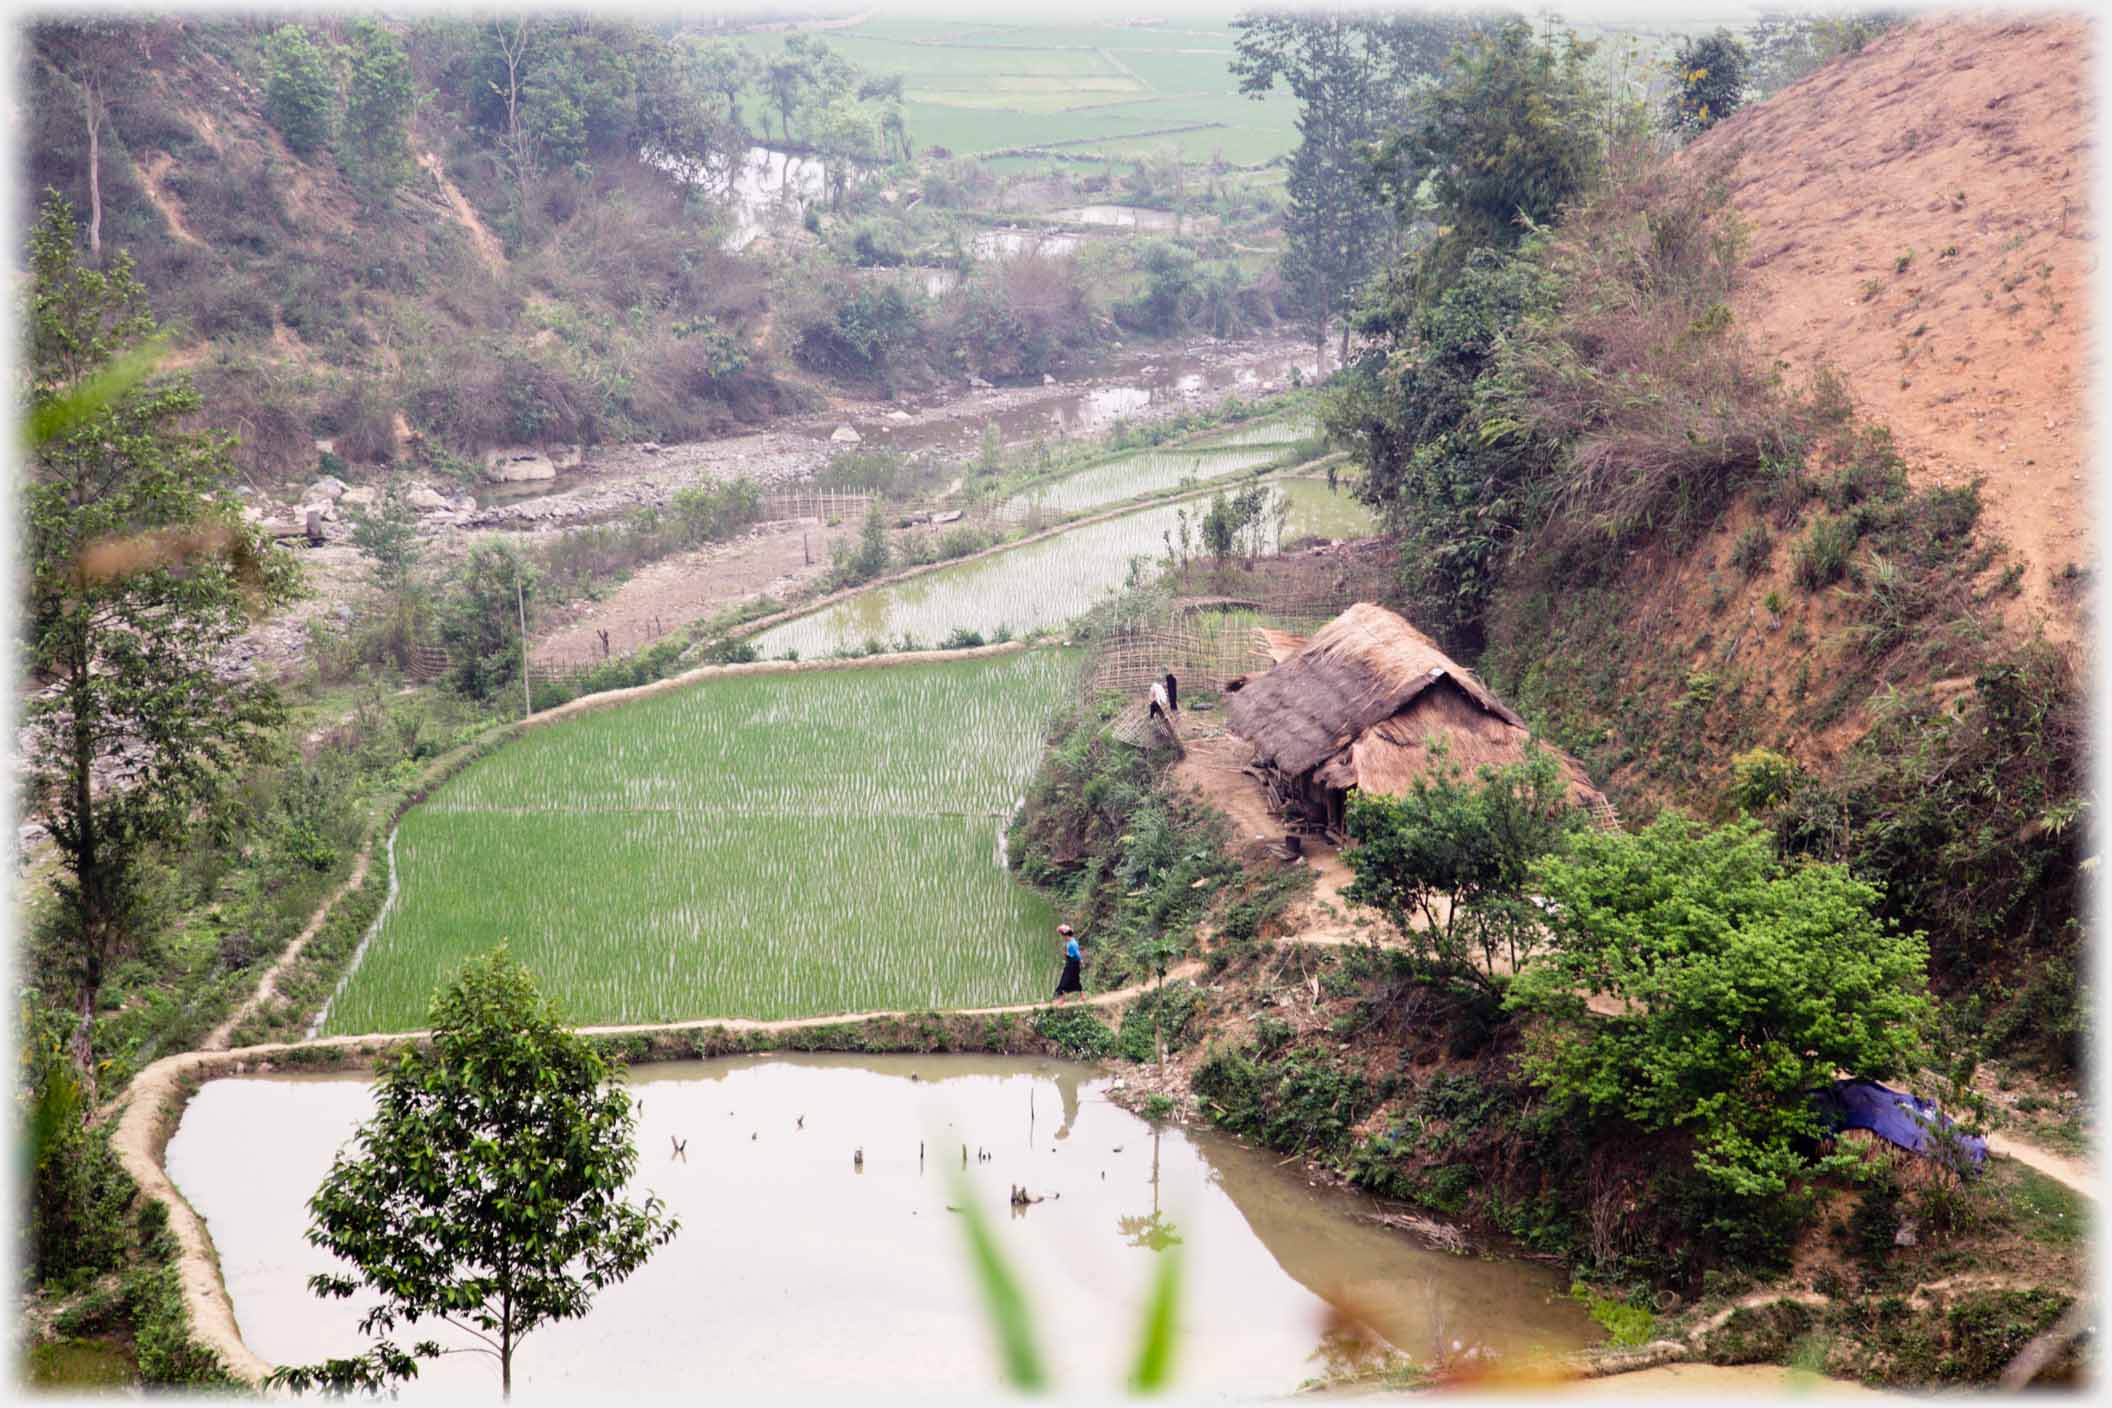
25, 16, 1289, 489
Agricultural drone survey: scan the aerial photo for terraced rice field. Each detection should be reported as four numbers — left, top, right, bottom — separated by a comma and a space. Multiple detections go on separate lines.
322, 651, 1078, 1034
755, 474, 1372, 658
1276, 476, 1379, 542
1191, 416, 1321, 450
730, 20, 1297, 163
997, 444, 1285, 520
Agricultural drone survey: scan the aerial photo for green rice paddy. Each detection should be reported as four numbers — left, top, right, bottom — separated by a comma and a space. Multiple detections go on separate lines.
998, 444, 1285, 520
322, 651, 1079, 1034
731, 20, 1297, 163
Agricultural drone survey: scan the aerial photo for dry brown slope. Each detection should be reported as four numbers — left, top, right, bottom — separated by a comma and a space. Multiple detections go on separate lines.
1691, 14, 2093, 648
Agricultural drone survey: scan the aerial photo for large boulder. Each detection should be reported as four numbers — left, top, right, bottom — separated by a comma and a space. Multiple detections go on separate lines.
405, 485, 449, 512
483, 448, 557, 482
338, 485, 379, 512
306, 475, 348, 502
830, 424, 862, 444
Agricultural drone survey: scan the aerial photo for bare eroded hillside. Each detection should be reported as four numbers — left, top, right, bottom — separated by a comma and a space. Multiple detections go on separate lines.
1693, 14, 2093, 646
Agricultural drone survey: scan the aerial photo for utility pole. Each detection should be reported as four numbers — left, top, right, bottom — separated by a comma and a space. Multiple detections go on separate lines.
516, 566, 531, 721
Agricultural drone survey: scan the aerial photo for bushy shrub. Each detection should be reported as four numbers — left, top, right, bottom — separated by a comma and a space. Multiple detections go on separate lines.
1508, 817, 1931, 1200
263, 24, 337, 156
1793, 512, 1858, 589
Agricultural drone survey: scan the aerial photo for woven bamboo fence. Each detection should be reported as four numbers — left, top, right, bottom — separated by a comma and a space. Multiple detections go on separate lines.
759, 490, 872, 523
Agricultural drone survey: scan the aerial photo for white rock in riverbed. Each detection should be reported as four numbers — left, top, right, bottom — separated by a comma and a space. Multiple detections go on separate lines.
831, 425, 862, 444
406, 486, 449, 512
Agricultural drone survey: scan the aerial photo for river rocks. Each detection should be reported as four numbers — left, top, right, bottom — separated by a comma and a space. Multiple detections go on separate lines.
886, 410, 914, 423
549, 444, 585, 471
338, 485, 378, 512
830, 425, 862, 444
306, 475, 348, 502
406, 486, 449, 512
1043, 374, 1056, 385
485, 448, 557, 482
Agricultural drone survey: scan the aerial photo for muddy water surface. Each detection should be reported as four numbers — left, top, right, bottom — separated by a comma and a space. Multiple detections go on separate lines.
751, 473, 1374, 657
165, 1056, 1592, 1398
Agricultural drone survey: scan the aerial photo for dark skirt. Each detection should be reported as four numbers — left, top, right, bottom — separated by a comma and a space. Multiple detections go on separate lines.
1054, 956, 1083, 996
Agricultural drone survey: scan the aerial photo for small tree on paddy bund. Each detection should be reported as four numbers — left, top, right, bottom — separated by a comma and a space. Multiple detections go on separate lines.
266, 948, 677, 1399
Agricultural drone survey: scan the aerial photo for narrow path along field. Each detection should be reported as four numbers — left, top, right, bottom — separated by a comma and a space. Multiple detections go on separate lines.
199, 845, 373, 1053
1984, 1131, 2095, 1200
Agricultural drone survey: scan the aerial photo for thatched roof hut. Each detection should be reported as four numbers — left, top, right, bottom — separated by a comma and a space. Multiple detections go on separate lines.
1225, 602, 1608, 828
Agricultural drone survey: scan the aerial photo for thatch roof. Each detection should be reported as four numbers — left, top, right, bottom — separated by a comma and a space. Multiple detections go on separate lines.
1225, 602, 1605, 809
1255, 627, 1307, 664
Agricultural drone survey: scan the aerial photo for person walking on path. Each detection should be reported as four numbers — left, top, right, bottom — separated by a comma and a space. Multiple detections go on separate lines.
1053, 924, 1084, 999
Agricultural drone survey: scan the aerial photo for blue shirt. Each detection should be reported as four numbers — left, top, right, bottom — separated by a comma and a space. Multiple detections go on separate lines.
1065, 939, 1081, 961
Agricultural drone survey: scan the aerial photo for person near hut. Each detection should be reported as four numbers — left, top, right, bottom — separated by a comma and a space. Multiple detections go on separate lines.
1053, 924, 1084, 999
1148, 672, 1179, 722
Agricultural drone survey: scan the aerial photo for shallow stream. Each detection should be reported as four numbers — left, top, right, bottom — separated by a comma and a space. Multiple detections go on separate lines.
165, 1055, 1593, 1398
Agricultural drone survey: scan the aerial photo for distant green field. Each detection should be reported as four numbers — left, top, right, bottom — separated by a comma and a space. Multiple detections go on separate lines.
731, 18, 1297, 164
323, 652, 1078, 1033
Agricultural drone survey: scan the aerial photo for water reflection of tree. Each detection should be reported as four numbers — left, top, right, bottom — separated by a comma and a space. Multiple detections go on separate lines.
1117, 1127, 1182, 1252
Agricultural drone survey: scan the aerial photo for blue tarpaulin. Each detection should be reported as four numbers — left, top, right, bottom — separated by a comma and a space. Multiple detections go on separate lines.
1814, 1080, 1987, 1173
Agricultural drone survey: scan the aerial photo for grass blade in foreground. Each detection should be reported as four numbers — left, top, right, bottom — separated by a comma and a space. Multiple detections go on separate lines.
1127, 1246, 1182, 1393
953, 1180, 1046, 1391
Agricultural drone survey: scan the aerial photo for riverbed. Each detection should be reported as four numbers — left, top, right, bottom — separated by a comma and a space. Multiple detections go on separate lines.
165, 1055, 1595, 1399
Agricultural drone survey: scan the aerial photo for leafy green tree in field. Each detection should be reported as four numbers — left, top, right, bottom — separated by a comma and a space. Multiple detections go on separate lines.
440, 538, 537, 702
348, 482, 426, 668
341, 17, 416, 197
263, 23, 338, 156
1343, 746, 1581, 998
1231, 11, 1475, 370
1665, 28, 1750, 133
1371, 17, 1602, 268
265, 949, 678, 1399
1505, 816, 1932, 1199
22, 193, 298, 1078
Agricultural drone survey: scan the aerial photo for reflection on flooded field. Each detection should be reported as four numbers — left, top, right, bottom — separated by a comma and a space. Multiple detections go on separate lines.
165, 1056, 1594, 1398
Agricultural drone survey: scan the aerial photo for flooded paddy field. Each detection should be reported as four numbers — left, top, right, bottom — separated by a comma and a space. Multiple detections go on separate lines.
166, 1056, 1595, 1398
753, 474, 1375, 659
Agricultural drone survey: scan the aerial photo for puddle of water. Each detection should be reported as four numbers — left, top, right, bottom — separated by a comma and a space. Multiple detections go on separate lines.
165, 1056, 1593, 1398
646, 145, 849, 250
1051, 205, 1183, 231
972, 228, 1083, 260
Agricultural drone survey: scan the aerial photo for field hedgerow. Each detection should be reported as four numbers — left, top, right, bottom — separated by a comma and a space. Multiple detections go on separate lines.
323, 650, 1079, 1033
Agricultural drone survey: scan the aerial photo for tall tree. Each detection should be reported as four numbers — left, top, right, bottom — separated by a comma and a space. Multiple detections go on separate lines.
32, 20, 167, 261
1664, 28, 1750, 133
265, 948, 678, 1399
341, 17, 417, 198
1371, 17, 1603, 268
1232, 9, 1476, 370
263, 23, 339, 156
22, 194, 299, 1078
